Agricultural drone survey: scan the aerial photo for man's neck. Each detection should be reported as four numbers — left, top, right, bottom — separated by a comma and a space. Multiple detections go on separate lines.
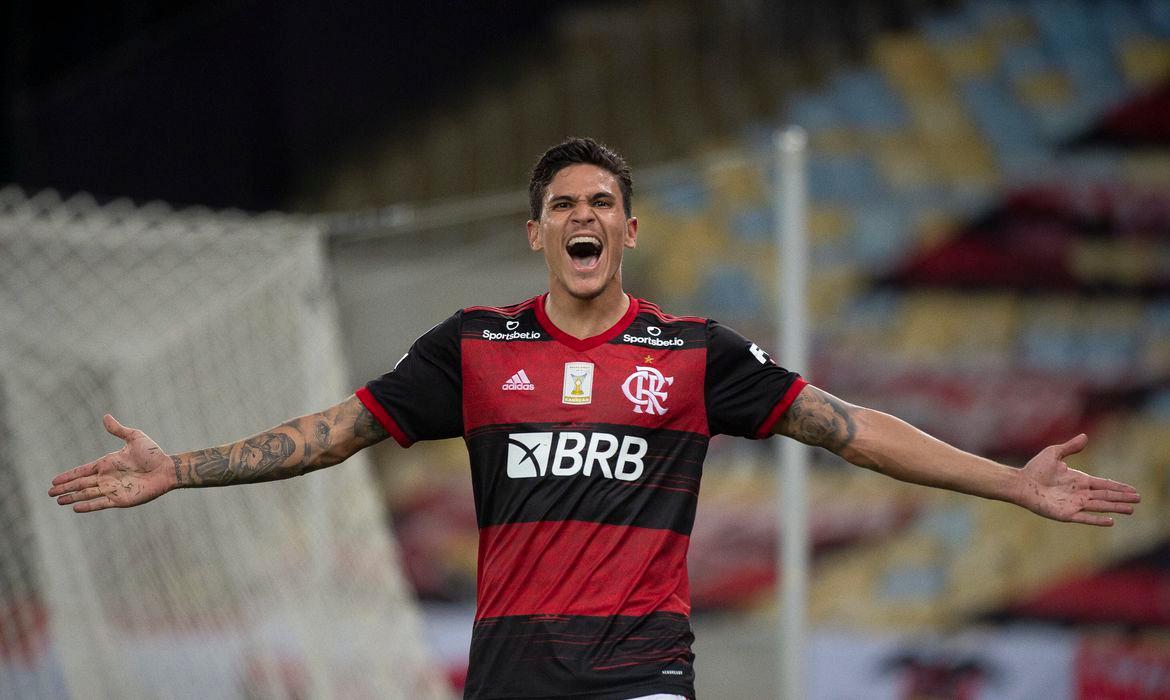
543, 285, 630, 340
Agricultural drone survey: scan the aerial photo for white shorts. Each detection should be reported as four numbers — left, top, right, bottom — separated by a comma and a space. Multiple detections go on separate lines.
627, 695, 688, 700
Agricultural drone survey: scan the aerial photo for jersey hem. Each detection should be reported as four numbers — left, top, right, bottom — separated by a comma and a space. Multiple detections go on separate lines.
468, 681, 694, 700
753, 377, 808, 438
355, 386, 413, 447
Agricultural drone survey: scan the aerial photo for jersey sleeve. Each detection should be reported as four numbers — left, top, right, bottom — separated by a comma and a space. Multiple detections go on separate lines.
705, 320, 807, 438
356, 311, 464, 447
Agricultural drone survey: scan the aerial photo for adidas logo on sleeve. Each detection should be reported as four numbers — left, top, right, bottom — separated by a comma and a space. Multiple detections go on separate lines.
502, 369, 535, 391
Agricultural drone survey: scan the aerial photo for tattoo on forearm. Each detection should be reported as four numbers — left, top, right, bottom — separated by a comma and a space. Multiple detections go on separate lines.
240, 432, 296, 478
182, 431, 296, 486
175, 398, 383, 487
189, 447, 232, 483
354, 406, 389, 443
778, 388, 856, 453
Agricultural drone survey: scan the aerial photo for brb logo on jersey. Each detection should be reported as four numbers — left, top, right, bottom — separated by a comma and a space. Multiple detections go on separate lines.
506, 432, 647, 481
622, 366, 674, 415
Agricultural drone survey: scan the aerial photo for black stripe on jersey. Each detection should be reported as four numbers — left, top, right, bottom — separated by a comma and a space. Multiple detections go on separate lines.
466, 423, 707, 534
466, 612, 695, 700
461, 305, 549, 343
606, 313, 706, 350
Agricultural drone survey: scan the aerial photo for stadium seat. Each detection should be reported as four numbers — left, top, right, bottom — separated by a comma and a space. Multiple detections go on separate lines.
829, 69, 909, 132
1118, 36, 1170, 88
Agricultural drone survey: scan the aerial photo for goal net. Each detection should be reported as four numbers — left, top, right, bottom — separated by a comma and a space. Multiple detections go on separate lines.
0, 188, 448, 699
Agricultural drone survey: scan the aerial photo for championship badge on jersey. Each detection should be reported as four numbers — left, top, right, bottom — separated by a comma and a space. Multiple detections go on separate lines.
562, 362, 594, 405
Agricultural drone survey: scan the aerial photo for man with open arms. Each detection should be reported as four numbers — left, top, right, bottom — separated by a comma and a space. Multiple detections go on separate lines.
50, 138, 1140, 700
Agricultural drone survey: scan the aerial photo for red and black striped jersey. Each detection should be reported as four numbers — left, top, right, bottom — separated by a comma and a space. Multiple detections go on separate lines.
357, 294, 806, 700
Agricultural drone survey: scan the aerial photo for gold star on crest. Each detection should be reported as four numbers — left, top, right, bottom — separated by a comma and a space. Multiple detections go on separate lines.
642, 355, 655, 364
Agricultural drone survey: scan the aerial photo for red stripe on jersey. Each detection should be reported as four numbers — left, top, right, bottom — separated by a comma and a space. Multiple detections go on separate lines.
356, 386, 413, 447
464, 298, 539, 315
461, 338, 709, 434
535, 293, 641, 352
638, 299, 706, 324
476, 521, 691, 620
754, 377, 809, 438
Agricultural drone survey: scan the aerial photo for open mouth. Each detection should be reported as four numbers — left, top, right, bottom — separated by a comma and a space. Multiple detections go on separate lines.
566, 235, 603, 270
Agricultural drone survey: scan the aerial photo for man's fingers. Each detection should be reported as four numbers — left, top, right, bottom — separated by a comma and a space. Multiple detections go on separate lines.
1087, 486, 1141, 502
56, 486, 105, 506
1083, 499, 1135, 515
1086, 476, 1139, 495
50, 461, 98, 487
103, 414, 135, 441
1069, 512, 1114, 527
1055, 433, 1089, 459
48, 475, 100, 498
74, 496, 115, 513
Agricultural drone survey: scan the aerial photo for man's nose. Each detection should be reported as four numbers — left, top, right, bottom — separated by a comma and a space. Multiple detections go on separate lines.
570, 201, 595, 223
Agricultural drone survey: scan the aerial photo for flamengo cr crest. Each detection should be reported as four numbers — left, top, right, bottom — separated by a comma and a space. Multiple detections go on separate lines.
622, 365, 673, 415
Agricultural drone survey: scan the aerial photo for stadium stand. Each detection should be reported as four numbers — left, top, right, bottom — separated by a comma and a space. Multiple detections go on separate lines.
379, 0, 1169, 646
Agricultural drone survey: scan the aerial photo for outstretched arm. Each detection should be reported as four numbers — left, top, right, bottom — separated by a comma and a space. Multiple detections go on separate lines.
775, 385, 1140, 526
49, 394, 389, 512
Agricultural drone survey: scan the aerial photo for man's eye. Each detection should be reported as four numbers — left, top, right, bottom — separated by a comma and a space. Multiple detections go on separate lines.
552, 202, 571, 209
594, 200, 612, 208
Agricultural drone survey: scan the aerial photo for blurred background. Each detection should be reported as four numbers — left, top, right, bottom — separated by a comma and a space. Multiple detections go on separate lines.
2, 0, 1169, 697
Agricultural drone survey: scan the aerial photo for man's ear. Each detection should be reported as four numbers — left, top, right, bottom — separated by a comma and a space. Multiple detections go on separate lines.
526, 219, 543, 251
624, 217, 638, 249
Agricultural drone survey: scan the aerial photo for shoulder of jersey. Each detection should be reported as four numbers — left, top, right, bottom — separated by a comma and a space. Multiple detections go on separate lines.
613, 299, 707, 349
461, 297, 545, 341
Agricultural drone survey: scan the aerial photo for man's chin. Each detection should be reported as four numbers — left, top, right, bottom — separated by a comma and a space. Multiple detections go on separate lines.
564, 284, 606, 301
559, 275, 611, 301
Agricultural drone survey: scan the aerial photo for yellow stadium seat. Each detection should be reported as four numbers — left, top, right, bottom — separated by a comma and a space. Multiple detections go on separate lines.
894, 292, 1019, 361
936, 35, 998, 81
911, 208, 960, 248
1012, 71, 1073, 108
982, 9, 1037, 49
872, 33, 951, 95
809, 127, 864, 155
872, 133, 941, 190
1124, 153, 1170, 188
930, 141, 1000, 188
705, 157, 766, 205
905, 94, 975, 139
808, 204, 853, 243
1119, 37, 1170, 89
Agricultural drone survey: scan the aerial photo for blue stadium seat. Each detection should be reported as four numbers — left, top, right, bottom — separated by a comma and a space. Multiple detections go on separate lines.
1144, 0, 1170, 37
920, 10, 977, 46
851, 201, 916, 271
841, 290, 903, 331
958, 79, 1042, 154
728, 206, 773, 244
807, 155, 883, 202
654, 175, 710, 215
786, 91, 845, 134
999, 44, 1056, 84
830, 69, 908, 132
1019, 324, 1081, 372
695, 264, 765, 321
1102, 0, 1149, 48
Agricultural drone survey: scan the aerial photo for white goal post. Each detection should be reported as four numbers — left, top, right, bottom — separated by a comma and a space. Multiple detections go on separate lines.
0, 187, 448, 699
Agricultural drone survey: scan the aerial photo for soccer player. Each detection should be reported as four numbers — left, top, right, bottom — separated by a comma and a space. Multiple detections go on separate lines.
49, 138, 1140, 700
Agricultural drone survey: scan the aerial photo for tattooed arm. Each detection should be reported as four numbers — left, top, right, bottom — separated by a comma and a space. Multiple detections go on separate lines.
49, 395, 389, 512
775, 385, 1140, 526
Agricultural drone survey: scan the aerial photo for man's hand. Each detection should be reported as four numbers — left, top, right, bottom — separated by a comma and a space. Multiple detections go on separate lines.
48, 414, 176, 512
1017, 433, 1140, 526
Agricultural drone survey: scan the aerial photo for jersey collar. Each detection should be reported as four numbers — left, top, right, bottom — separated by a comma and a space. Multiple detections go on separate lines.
534, 292, 640, 352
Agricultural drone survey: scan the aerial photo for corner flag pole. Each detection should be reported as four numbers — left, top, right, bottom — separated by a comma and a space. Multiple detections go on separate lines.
774, 126, 810, 700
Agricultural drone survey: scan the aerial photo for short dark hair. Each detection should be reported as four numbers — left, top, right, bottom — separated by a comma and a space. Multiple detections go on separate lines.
528, 137, 633, 221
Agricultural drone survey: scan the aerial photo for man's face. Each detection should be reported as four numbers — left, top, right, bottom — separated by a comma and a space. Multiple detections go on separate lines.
526, 164, 637, 301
